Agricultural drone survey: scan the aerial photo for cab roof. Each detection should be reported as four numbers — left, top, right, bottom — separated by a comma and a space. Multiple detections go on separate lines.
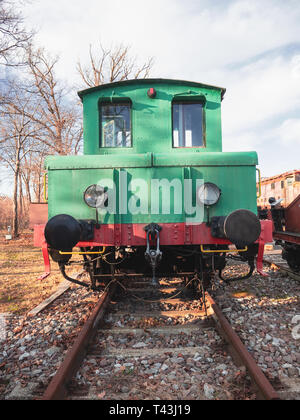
78, 78, 226, 101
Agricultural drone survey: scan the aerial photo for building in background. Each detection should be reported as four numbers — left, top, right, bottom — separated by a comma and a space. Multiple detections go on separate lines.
257, 169, 300, 208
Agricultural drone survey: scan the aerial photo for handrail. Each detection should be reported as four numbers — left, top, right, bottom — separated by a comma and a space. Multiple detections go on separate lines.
43, 173, 48, 203
200, 245, 248, 253
59, 247, 106, 256
256, 168, 262, 198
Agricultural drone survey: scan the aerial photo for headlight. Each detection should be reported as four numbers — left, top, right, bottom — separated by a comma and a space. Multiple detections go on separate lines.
197, 182, 221, 206
84, 185, 108, 208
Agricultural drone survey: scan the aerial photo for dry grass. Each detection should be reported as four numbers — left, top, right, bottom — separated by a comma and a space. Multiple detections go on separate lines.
0, 232, 64, 315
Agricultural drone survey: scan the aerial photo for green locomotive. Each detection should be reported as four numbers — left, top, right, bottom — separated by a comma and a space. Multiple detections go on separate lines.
34, 79, 273, 290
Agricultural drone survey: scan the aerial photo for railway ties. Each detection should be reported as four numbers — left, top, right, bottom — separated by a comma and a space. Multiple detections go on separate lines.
42, 277, 279, 401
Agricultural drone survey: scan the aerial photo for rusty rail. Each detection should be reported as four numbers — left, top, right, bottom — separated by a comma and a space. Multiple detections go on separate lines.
206, 293, 280, 400
42, 284, 115, 400
42, 280, 279, 400
263, 258, 300, 284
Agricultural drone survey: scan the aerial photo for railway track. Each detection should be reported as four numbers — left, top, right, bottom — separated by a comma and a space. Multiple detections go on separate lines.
263, 251, 300, 283
41, 277, 279, 401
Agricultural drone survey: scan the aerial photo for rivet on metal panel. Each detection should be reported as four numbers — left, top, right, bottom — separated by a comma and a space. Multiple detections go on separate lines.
127, 225, 133, 244
173, 224, 179, 242
185, 225, 192, 244
114, 225, 121, 245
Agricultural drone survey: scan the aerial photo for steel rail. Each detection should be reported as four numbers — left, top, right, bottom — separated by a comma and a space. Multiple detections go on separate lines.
263, 258, 300, 283
41, 280, 279, 400
42, 283, 116, 400
206, 293, 280, 400
28, 271, 86, 317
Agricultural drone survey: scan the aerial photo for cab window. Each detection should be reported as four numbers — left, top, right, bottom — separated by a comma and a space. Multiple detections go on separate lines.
172, 102, 204, 148
100, 102, 131, 148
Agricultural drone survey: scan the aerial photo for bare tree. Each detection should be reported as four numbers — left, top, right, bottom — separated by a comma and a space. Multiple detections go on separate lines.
25, 47, 83, 155
21, 141, 50, 203
0, 195, 13, 229
77, 42, 154, 88
0, 81, 40, 237
0, 48, 83, 237
5, 47, 83, 156
0, 0, 33, 66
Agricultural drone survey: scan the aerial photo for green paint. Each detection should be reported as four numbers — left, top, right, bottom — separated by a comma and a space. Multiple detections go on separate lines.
46, 79, 258, 224
79, 79, 224, 155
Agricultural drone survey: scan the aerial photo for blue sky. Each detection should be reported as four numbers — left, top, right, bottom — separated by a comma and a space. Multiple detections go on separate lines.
1, 0, 300, 194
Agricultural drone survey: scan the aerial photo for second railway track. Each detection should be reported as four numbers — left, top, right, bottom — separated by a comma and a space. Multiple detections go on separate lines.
42, 277, 279, 401
263, 251, 300, 284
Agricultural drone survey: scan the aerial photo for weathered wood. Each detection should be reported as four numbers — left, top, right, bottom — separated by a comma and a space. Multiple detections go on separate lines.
28, 280, 70, 316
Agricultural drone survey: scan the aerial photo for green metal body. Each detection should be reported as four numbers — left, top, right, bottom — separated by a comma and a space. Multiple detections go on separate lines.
45, 79, 258, 224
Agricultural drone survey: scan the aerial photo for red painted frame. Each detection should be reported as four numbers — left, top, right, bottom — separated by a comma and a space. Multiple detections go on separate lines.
273, 231, 300, 245
34, 220, 273, 278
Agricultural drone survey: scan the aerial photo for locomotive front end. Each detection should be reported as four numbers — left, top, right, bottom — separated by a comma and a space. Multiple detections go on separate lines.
34, 79, 273, 291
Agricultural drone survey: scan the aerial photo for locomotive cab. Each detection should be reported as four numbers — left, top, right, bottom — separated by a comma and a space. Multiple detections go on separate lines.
35, 79, 273, 290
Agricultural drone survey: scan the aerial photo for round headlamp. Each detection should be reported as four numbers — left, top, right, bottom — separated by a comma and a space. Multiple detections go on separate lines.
84, 184, 108, 209
197, 182, 221, 206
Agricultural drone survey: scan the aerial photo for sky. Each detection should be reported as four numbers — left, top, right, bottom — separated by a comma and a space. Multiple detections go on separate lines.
1, 0, 300, 194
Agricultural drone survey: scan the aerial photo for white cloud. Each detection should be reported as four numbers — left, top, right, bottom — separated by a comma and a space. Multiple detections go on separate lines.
3, 0, 296, 183
23, 1, 300, 82
222, 131, 261, 152
274, 118, 300, 146
222, 53, 300, 138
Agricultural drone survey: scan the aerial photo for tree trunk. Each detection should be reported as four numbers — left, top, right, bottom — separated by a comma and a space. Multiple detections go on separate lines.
12, 163, 20, 238
24, 177, 32, 204
19, 170, 23, 219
